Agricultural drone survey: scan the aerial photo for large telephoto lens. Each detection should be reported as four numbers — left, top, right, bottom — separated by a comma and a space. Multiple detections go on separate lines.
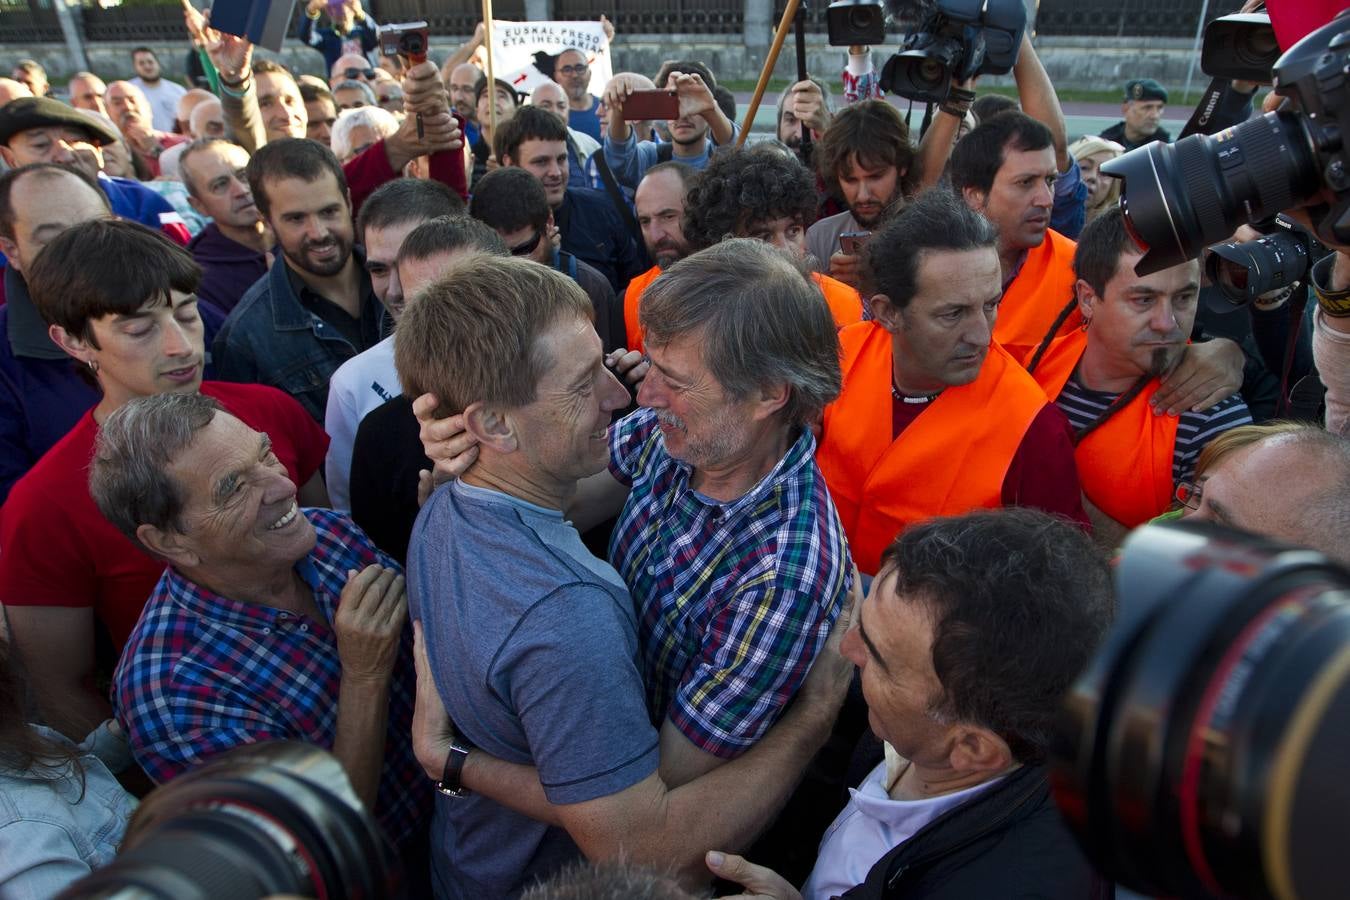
1100, 111, 1321, 276
1052, 522, 1350, 900
1205, 226, 1313, 304
59, 742, 401, 900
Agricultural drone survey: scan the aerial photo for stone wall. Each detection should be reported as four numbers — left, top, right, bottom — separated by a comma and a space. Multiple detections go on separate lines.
11, 34, 1207, 94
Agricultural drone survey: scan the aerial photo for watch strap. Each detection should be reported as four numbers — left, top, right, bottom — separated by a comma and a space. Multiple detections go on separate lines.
436, 737, 473, 797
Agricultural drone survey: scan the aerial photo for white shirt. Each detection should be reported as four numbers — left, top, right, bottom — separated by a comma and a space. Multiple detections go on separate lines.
130, 76, 187, 133
324, 335, 400, 512
802, 754, 1003, 900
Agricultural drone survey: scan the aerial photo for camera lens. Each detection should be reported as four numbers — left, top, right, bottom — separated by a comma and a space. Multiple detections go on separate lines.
1205, 228, 1312, 303
847, 7, 875, 31
1100, 111, 1321, 275
58, 743, 401, 899
1052, 522, 1350, 900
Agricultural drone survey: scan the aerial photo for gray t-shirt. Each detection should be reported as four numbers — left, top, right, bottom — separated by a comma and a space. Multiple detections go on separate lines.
408, 480, 659, 900
806, 209, 863, 274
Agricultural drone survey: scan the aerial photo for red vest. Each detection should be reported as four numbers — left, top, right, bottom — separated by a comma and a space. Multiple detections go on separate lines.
997, 228, 1080, 364
817, 322, 1048, 575
622, 267, 863, 354
1032, 329, 1179, 528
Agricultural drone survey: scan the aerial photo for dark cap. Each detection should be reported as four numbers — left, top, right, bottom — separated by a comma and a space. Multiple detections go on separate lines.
1124, 79, 1168, 104
0, 97, 121, 147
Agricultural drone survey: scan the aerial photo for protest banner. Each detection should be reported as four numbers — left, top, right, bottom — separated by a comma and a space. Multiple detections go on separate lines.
488, 20, 612, 97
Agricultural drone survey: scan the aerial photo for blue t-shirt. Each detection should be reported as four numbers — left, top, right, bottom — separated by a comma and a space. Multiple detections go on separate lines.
568, 95, 603, 142
408, 480, 659, 900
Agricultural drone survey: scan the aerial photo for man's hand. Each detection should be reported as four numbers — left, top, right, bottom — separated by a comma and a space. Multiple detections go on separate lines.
606, 348, 649, 389
705, 851, 803, 900
384, 60, 462, 170
119, 114, 160, 156
334, 564, 407, 684
673, 73, 715, 122
827, 250, 864, 289
182, 0, 211, 47
412, 393, 480, 486
784, 79, 830, 135
411, 620, 456, 781
195, 7, 253, 84
1154, 338, 1244, 415
306, 0, 325, 14
600, 13, 615, 43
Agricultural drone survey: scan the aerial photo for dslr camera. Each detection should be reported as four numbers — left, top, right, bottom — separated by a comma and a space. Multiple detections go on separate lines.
1206, 214, 1320, 305
826, 0, 1027, 105
1103, 9, 1350, 275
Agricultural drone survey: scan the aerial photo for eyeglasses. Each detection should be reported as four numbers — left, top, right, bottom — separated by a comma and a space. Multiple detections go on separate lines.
510, 229, 544, 257
558, 63, 589, 77
342, 67, 377, 80
1175, 479, 1205, 511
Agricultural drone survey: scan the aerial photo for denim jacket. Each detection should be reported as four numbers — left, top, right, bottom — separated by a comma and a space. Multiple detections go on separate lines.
212, 253, 383, 423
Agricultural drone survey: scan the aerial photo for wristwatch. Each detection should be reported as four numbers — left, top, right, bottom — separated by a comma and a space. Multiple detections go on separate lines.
436, 733, 475, 798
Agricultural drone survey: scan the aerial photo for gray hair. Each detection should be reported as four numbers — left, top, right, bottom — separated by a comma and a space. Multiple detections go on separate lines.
1264, 427, 1350, 565
330, 104, 398, 162
89, 392, 223, 554
640, 238, 842, 428
332, 78, 377, 105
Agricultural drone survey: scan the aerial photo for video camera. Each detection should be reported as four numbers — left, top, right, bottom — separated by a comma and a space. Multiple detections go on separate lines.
57, 742, 401, 899
825, 0, 1026, 105
1102, 9, 1350, 275
1052, 521, 1350, 899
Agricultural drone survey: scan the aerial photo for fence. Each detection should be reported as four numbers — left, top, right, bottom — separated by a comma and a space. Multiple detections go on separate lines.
0, 0, 1254, 45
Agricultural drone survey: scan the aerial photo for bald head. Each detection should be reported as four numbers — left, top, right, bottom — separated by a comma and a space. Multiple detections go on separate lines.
447, 62, 481, 120
1187, 427, 1350, 564
531, 81, 569, 125
106, 80, 151, 128
177, 88, 216, 131
189, 97, 225, 140
0, 78, 31, 107
67, 72, 107, 116
330, 54, 373, 87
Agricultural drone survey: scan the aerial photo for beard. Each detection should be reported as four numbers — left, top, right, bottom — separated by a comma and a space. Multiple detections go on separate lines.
291, 234, 352, 277
1148, 345, 1183, 377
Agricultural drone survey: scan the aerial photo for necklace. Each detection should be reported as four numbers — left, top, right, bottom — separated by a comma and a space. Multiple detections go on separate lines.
892, 383, 942, 404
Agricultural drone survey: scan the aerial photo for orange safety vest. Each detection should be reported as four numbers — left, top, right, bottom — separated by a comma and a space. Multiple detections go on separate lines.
623, 266, 863, 353
623, 265, 662, 352
1032, 329, 1179, 528
817, 322, 1049, 576
996, 228, 1081, 365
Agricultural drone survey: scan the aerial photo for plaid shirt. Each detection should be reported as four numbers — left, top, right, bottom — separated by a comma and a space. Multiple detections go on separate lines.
113, 509, 429, 845
608, 408, 851, 759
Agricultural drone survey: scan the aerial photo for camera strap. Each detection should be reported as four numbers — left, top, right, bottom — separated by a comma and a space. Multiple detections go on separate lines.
1177, 78, 1234, 140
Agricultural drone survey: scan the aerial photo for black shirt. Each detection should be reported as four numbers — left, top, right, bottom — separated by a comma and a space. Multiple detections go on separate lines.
283, 249, 384, 352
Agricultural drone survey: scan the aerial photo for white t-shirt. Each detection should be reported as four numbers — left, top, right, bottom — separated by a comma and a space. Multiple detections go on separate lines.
802, 754, 1004, 900
130, 76, 187, 133
323, 335, 399, 512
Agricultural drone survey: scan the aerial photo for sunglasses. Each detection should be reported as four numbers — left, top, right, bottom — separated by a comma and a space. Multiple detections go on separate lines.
342, 67, 377, 80
510, 229, 544, 257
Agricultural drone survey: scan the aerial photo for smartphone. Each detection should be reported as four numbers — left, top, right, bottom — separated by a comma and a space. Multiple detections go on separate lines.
379, 22, 430, 65
622, 90, 679, 121
838, 231, 871, 255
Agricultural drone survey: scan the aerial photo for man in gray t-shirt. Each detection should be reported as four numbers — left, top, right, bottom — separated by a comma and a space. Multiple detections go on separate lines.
399, 255, 851, 898
409, 480, 658, 898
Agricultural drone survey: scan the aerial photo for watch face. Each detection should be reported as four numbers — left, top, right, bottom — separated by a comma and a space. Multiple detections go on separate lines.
436, 782, 468, 798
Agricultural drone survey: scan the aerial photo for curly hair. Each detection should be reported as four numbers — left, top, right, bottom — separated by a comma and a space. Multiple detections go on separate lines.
683, 145, 818, 251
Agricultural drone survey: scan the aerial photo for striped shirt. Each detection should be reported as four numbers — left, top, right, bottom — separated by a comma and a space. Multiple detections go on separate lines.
1056, 377, 1252, 484
112, 509, 429, 846
607, 408, 852, 759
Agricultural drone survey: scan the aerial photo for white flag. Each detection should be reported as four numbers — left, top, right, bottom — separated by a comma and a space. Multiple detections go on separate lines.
487, 20, 613, 98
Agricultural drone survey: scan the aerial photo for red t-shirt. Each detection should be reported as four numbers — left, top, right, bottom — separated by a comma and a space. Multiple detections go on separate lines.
891, 395, 1089, 527
0, 382, 328, 650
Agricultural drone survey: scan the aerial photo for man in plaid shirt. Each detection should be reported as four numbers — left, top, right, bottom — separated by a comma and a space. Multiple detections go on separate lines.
418, 238, 853, 777
97, 392, 429, 852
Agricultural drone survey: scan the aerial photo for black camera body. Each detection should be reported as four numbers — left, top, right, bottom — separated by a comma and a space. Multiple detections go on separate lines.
1206, 214, 1319, 305
877, 0, 1026, 104
826, 0, 887, 47
1201, 12, 1282, 85
1102, 10, 1350, 275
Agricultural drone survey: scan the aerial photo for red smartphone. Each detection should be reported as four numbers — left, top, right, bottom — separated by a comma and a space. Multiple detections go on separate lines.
622, 90, 679, 121
838, 231, 871, 255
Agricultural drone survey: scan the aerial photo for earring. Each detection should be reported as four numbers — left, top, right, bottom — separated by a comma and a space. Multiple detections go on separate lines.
1081, 318, 1091, 332
87, 359, 99, 373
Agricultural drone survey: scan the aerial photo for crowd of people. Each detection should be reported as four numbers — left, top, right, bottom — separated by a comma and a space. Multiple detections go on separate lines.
0, 1, 1349, 897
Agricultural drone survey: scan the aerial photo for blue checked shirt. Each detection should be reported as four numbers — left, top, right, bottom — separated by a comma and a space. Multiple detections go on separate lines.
112, 509, 429, 845
608, 408, 852, 759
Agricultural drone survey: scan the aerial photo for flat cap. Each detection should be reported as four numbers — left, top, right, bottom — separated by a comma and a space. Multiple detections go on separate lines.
0, 96, 121, 146
1125, 79, 1168, 104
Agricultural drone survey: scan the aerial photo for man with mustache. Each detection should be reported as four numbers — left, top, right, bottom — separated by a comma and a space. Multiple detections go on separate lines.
806, 100, 914, 291
180, 139, 271, 316
816, 189, 1087, 578
212, 139, 383, 422
1027, 207, 1250, 544
0, 219, 327, 747
621, 161, 695, 351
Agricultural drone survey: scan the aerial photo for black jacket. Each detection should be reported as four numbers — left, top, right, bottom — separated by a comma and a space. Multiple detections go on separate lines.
840, 765, 1112, 899
1098, 121, 1172, 151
